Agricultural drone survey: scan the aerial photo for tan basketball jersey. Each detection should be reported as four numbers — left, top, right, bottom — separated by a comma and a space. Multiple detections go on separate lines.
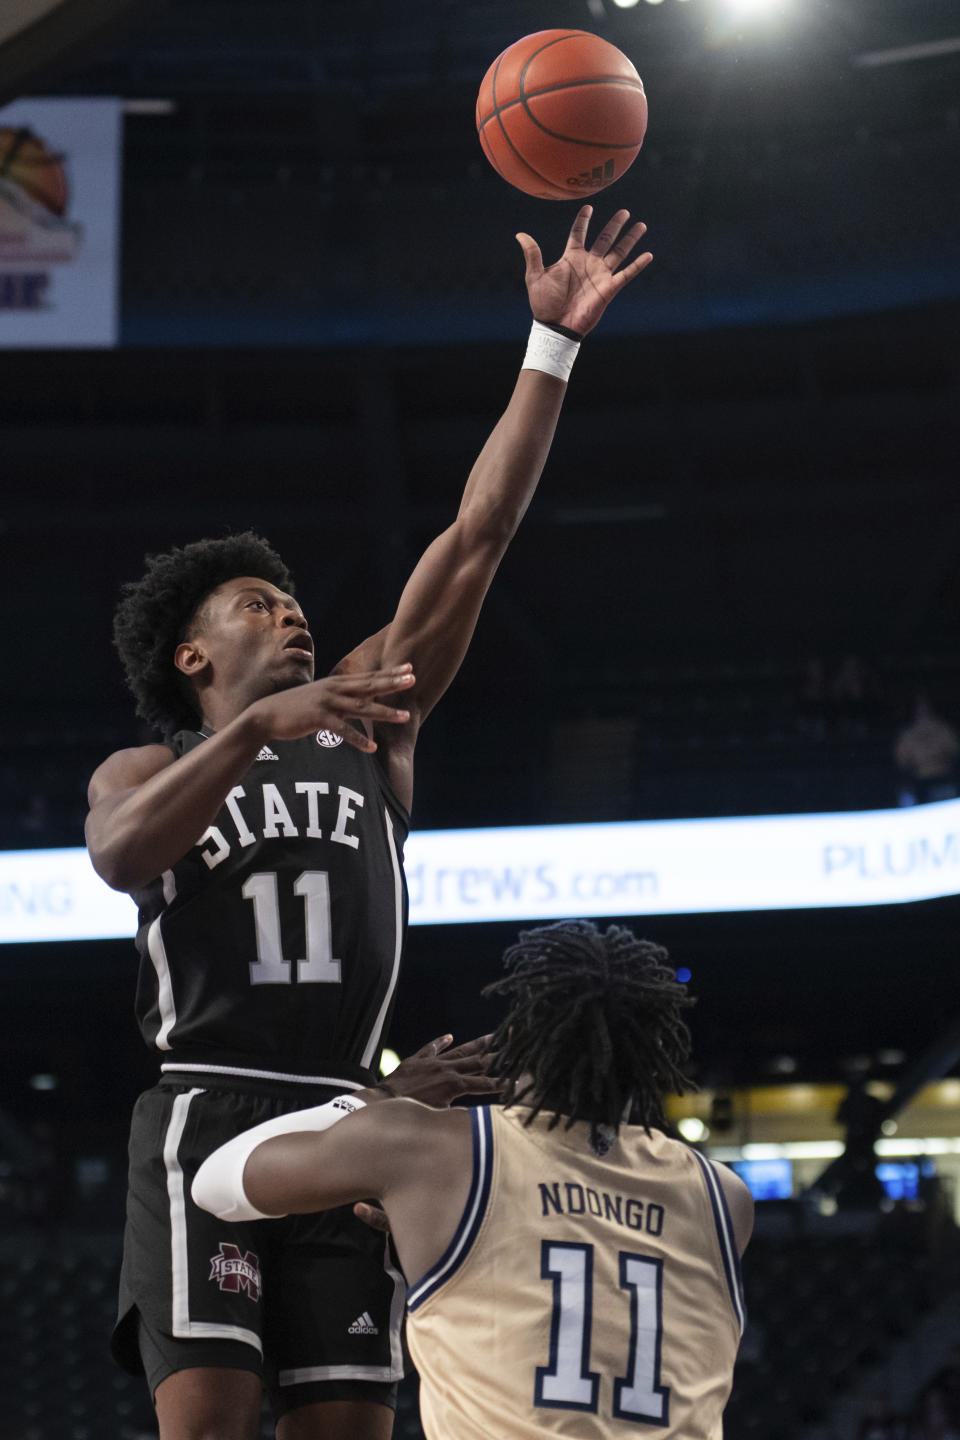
406, 1104, 744, 1439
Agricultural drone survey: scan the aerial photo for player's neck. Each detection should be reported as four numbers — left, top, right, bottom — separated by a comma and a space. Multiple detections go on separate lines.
198, 681, 267, 735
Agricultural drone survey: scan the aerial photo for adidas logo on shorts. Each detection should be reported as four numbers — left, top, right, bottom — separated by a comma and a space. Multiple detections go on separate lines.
348, 1311, 379, 1335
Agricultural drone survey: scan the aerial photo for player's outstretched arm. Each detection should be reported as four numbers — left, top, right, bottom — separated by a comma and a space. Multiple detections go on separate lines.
342, 207, 652, 809
86, 666, 415, 892
192, 1056, 479, 1282
192, 1030, 491, 1221
199, 1098, 473, 1284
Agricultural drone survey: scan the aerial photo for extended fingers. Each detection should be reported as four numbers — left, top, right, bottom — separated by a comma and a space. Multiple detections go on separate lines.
347, 698, 411, 722
588, 208, 630, 259
610, 248, 654, 290
341, 665, 415, 695
408, 1034, 454, 1060
353, 1201, 391, 1233
335, 699, 410, 753
565, 204, 593, 251
591, 214, 649, 270
454, 1072, 503, 1094
609, 219, 647, 263
442, 1034, 494, 1061
516, 231, 544, 285
326, 667, 415, 744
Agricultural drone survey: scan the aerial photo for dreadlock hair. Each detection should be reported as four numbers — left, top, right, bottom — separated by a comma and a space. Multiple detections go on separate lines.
483, 919, 695, 1138
112, 531, 294, 737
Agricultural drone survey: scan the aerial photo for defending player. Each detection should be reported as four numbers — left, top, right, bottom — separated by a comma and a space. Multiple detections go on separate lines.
194, 920, 753, 1439
86, 207, 654, 1440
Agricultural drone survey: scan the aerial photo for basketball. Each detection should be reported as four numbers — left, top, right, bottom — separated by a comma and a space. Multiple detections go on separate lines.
0, 128, 69, 216
475, 30, 647, 201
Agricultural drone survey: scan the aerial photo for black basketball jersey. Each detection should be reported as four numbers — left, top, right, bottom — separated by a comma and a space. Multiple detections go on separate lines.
131, 728, 410, 1086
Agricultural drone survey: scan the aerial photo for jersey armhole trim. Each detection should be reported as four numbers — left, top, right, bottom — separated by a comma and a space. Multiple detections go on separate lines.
406, 1106, 493, 1312
371, 752, 412, 831
691, 1150, 747, 1335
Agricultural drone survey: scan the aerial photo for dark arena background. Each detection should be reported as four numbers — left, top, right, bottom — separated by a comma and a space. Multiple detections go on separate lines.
2, 0, 960, 1436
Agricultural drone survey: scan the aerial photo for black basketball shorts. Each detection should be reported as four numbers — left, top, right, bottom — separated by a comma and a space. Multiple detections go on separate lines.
112, 1079, 405, 1416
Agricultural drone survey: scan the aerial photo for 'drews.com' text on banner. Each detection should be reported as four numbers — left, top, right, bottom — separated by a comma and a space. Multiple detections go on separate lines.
0, 97, 122, 347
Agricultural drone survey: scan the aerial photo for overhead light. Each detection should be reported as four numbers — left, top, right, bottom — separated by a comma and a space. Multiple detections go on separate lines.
379, 1047, 401, 1076
709, 1137, 960, 1162
716, 1142, 845, 1161
877, 1137, 960, 1157
29, 1073, 58, 1091
854, 37, 960, 68
722, 0, 791, 17
123, 99, 177, 115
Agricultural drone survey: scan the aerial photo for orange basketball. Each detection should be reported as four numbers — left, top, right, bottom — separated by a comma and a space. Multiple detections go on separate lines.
476, 30, 647, 201
0, 128, 69, 216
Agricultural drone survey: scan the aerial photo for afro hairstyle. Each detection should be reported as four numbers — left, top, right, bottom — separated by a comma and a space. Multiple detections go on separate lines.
112, 531, 294, 736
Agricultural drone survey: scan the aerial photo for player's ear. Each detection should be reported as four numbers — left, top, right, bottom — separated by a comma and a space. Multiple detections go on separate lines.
175, 638, 210, 678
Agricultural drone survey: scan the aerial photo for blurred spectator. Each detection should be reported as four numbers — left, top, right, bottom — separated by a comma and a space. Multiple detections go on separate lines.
831, 653, 877, 739
926, 1359, 960, 1427
894, 693, 960, 806
797, 654, 827, 741
912, 1381, 960, 1440
859, 1420, 898, 1440
857, 1397, 909, 1440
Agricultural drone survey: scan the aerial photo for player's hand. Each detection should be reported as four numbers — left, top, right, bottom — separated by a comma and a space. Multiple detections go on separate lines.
353, 1200, 391, 1234
362, 1033, 501, 1109
246, 666, 416, 751
517, 205, 652, 337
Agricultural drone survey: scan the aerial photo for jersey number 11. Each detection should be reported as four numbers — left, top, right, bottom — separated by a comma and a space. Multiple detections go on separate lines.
242, 871, 341, 984
536, 1241, 670, 1425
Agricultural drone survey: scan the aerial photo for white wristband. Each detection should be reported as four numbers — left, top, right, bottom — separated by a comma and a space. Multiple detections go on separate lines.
522, 320, 581, 382
191, 1092, 366, 1222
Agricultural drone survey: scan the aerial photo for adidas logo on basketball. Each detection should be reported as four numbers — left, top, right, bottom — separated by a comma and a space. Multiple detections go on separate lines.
566, 159, 615, 189
348, 1311, 379, 1335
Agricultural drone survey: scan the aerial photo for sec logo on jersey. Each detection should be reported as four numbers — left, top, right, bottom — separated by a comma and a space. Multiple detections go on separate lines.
316, 730, 344, 748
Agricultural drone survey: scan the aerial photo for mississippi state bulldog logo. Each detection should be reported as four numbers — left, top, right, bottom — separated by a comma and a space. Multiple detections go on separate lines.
209, 1243, 262, 1301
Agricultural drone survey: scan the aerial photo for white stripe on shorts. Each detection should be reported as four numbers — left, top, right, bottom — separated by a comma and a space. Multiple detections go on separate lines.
164, 1087, 262, 1354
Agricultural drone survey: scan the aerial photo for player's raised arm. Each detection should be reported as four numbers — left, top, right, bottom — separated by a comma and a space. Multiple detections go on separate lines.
343, 206, 653, 808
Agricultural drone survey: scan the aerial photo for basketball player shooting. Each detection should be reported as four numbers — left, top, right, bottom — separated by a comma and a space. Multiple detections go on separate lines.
194, 921, 753, 1440
86, 206, 653, 1440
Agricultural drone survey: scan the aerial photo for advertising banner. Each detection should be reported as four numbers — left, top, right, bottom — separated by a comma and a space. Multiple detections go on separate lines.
2, 797, 959, 944
0, 97, 122, 347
